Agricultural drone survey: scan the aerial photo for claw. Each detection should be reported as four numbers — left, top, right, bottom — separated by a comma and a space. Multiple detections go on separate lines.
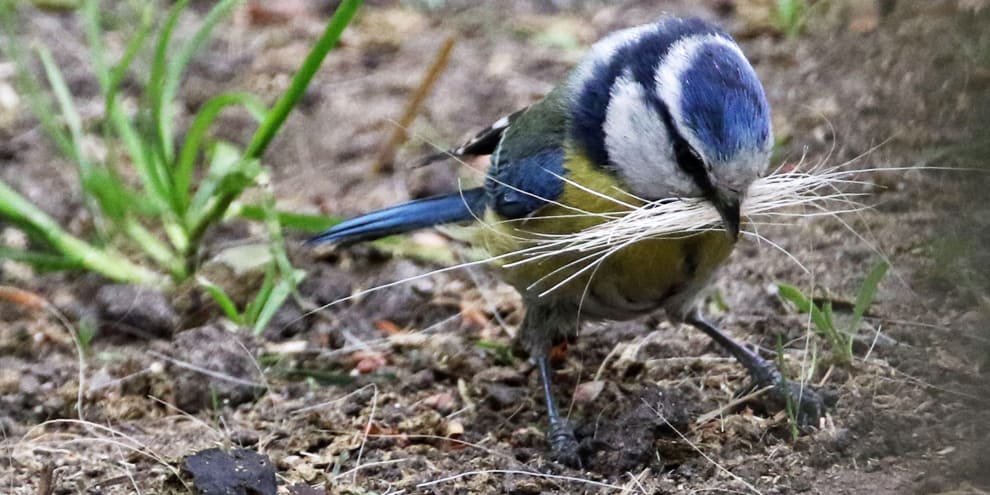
687, 313, 830, 429
745, 371, 826, 428
769, 380, 826, 428
548, 419, 582, 468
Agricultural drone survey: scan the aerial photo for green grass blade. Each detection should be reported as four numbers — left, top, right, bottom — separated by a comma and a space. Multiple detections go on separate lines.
244, 265, 276, 325
257, 176, 296, 287
36, 45, 118, 231
197, 276, 243, 324
0, 2, 74, 158
122, 217, 185, 279
244, 0, 363, 160
107, 106, 172, 209
234, 204, 341, 233
185, 143, 261, 233
252, 276, 294, 335
849, 261, 890, 336
0, 180, 163, 284
37, 47, 87, 168
104, 5, 154, 112
174, 92, 267, 211
80, 167, 132, 220
821, 300, 843, 353
82, 0, 166, 209
776, 283, 833, 337
157, 0, 243, 213
81, 0, 109, 91
162, 0, 242, 146
0, 246, 84, 271
148, 0, 190, 165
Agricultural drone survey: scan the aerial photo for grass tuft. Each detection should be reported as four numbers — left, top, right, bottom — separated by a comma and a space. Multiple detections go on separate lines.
0, 0, 364, 332
776, 260, 889, 365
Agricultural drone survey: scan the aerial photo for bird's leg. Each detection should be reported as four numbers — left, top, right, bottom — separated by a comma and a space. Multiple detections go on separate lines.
685, 311, 826, 427
519, 304, 582, 467
535, 353, 581, 467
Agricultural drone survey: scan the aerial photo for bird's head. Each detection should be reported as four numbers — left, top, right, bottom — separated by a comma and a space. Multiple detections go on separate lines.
567, 17, 773, 240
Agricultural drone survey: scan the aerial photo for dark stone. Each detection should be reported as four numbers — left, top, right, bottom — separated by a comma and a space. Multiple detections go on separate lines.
580, 383, 691, 475
482, 383, 527, 410
183, 447, 276, 495
164, 325, 265, 412
97, 285, 179, 340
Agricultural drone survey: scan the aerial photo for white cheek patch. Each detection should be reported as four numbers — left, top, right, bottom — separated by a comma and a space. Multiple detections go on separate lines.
603, 72, 700, 199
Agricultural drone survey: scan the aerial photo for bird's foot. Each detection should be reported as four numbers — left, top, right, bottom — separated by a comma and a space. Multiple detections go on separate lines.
743, 363, 827, 429
767, 378, 827, 428
547, 419, 582, 468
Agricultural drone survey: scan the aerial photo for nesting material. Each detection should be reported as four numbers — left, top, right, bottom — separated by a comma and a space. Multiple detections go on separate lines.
497, 165, 870, 296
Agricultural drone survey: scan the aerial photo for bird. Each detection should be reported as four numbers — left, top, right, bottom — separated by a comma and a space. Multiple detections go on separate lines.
310, 15, 825, 466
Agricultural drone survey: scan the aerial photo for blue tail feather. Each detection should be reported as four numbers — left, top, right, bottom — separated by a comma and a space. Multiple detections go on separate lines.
308, 188, 487, 245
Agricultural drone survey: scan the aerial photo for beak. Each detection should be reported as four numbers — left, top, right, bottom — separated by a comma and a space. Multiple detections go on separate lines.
712, 192, 741, 241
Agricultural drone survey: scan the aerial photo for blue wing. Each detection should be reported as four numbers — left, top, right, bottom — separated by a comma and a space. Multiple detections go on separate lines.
486, 148, 566, 219
484, 86, 570, 219
309, 88, 570, 245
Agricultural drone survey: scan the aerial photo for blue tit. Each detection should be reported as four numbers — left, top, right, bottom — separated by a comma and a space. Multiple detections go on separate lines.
311, 16, 825, 466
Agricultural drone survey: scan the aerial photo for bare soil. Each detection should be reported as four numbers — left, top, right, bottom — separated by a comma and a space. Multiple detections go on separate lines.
1, 1, 988, 494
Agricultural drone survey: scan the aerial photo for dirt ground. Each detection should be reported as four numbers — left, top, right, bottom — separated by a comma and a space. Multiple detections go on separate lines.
1, 0, 989, 493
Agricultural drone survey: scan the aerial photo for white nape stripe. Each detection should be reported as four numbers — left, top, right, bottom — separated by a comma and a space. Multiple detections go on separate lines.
568, 22, 661, 94
654, 33, 772, 191
653, 33, 749, 166
603, 70, 699, 199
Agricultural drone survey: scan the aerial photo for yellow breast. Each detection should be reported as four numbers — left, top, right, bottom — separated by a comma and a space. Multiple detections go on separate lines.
478, 149, 735, 320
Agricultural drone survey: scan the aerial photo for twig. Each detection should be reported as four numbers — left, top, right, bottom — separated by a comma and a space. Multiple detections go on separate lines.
694, 386, 772, 425
37, 462, 55, 495
645, 399, 763, 495
416, 469, 642, 493
371, 35, 456, 174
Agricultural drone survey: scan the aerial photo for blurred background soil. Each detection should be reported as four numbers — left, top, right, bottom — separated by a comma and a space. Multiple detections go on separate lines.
1, 0, 988, 493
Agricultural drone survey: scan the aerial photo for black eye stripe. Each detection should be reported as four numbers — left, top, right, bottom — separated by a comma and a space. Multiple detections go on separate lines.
569, 18, 725, 171
653, 95, 716, 197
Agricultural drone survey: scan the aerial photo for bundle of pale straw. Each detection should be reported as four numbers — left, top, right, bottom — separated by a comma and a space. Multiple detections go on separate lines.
495, 164, 872, 297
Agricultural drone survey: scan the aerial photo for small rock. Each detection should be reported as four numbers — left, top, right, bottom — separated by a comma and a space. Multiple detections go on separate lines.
164, 325, 264, 412
398, 410, 444, 436
582, 383, 690, 475
404, 368, 437, 391
482, 383, 526, 409
352, 350, 388, 374
97, 285, 179, 340
572, 380, 606, 405
262, 299, 311, 341
230, 429, 260, 447
445, 420, 464, 438
184, 447, 276, 495
298, 265, 357, 306
422, 391, 458, 414
287, 483, 324, 495
18, 372, 39, 396
472, 366, 525, 386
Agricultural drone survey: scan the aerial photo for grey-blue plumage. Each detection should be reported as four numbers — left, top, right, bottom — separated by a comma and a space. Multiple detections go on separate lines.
310, 15, 824, 467
313, 16, 772, 245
